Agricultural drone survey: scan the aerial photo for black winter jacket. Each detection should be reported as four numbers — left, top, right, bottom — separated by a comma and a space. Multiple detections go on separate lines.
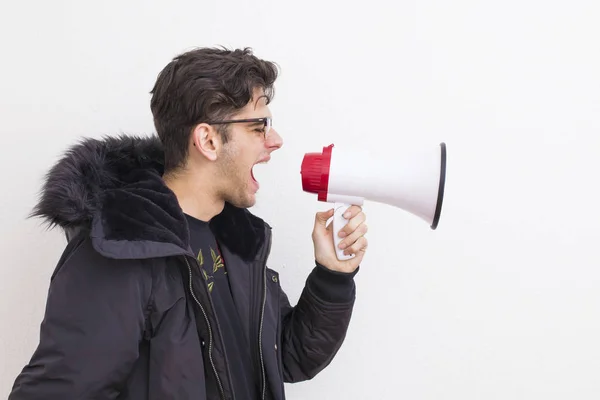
8, 135, 358, 400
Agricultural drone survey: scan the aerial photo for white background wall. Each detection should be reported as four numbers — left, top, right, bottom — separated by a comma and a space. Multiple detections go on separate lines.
1, 0, 600, 398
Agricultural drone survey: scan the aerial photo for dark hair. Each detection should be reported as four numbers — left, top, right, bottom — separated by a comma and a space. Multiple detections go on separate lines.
150, 47, 279, 173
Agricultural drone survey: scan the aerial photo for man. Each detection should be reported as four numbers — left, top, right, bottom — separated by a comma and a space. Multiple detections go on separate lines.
9, 47, 368, 400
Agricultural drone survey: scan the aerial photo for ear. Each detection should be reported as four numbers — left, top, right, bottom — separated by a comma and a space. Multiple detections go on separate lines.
191, 123, 222, 161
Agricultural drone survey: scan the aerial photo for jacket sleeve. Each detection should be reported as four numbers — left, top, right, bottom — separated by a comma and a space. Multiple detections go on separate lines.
8, 236, 153, 399
279, 262, 358, 382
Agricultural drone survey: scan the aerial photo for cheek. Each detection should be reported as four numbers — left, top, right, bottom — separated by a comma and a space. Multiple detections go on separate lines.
233, 156, 252, 180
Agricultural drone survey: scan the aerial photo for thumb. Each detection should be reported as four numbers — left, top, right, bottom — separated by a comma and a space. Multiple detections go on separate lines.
314, 208, 334, 227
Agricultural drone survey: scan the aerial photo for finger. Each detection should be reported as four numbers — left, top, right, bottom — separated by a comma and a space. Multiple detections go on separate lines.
342, 205, 363, 219
338, 223, 368, 250
351, 243, 367, 265
343, 236, 368, 256
338, 212, 366, 238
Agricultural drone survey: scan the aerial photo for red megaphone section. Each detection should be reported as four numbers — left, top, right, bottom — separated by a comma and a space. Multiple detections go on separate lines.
300, 144, 334, 202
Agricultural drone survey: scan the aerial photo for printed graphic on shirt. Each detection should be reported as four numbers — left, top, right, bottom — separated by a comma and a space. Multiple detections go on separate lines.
197, 247, 225, 294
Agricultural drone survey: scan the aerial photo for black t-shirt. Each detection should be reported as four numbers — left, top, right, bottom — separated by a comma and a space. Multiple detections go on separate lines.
185, 214, 258, 400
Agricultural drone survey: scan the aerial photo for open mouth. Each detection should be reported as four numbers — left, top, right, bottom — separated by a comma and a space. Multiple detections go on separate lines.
251, 158, 270, 185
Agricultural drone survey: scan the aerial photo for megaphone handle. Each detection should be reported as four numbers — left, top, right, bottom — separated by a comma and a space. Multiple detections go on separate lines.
333, 202, 355, 261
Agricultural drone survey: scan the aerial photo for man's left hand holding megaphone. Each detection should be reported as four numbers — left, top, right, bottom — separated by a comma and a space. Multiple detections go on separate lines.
311, 205, 368, 274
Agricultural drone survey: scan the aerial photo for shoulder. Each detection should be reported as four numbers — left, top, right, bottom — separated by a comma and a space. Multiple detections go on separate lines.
60, 229, 188, 308
50, 230, 164, 301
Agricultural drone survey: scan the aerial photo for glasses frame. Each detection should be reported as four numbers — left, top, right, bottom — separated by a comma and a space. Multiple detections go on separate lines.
205, 117, 272, 137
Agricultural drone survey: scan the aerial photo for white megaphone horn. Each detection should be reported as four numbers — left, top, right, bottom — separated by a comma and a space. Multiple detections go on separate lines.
301, 142, 447, 260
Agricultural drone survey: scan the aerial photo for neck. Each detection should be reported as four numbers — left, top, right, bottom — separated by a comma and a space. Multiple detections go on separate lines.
163, 168, 224, 222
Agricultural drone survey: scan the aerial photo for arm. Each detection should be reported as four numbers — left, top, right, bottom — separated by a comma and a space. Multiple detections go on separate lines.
278, 205, 367, 382
8, 236, 153, 399
279, 262, 358, 382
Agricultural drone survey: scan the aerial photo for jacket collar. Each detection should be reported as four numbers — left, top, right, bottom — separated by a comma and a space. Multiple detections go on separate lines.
31, 134, 269, 261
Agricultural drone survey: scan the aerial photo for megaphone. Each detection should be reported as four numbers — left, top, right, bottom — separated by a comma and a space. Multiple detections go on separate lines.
301, 142, 447, 260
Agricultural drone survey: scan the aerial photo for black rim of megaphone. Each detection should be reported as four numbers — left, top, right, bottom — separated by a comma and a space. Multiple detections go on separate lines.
430, 142, 446, 230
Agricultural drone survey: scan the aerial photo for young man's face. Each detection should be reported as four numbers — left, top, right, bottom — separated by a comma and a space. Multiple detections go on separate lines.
215, 88, 283, 208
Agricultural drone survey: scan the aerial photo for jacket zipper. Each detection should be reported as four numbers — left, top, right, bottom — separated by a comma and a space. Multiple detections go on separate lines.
258, 228, 273, 400
184, 256, 226, 400
259, 265, 267, 400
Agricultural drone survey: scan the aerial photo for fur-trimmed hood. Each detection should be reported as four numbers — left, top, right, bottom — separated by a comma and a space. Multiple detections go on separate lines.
31, 134, 269, 261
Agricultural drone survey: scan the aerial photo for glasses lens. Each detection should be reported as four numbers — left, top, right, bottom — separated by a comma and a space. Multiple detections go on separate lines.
265, 118, 272, 136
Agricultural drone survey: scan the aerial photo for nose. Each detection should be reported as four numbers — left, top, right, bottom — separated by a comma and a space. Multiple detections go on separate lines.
266, 128, 283, 152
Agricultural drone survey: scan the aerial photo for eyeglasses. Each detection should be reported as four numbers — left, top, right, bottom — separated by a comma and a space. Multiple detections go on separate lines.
205, 117, 272, 138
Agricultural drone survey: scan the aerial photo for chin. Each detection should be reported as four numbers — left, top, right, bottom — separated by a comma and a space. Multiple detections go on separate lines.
244, 194, 257, 208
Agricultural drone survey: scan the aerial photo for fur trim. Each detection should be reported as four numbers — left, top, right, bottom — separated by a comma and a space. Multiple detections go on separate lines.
31, 134, 267, 261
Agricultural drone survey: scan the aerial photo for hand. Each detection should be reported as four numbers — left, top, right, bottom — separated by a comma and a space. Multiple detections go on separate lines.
312, 205, 368, 273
